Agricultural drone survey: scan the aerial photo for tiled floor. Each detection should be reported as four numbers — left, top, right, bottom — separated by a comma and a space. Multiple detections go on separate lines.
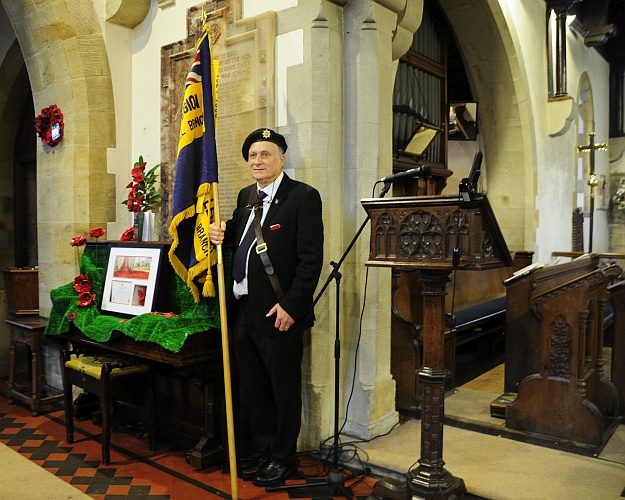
0, 395, 377, 499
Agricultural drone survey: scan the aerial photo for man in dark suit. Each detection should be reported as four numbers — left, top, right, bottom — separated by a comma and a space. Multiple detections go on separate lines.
209, 128, 324, 487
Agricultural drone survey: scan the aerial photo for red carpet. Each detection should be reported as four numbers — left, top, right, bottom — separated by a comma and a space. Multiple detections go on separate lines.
0, 395, 377, 499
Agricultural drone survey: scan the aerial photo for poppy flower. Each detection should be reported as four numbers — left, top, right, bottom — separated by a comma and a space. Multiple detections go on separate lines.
120, 227, 135, 241
73, 274, 92, 293
88, 227, 106, 238
77, 291, 96, 307
70, 235, 87, 247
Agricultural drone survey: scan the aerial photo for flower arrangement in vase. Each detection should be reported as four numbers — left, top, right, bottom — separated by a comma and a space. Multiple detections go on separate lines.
121, 155, 161, 241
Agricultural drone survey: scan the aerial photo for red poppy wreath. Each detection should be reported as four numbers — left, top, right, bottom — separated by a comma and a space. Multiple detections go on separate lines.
35, 104, 64, 147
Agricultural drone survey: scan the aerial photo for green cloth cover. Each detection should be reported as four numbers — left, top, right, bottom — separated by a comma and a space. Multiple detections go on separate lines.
45, 243, 231, 353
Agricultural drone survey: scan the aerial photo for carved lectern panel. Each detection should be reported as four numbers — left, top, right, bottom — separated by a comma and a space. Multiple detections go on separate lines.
362, 194, 511, 271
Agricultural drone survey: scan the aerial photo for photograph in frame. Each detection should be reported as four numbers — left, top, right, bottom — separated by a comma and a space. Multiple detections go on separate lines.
100, 244, 165, 317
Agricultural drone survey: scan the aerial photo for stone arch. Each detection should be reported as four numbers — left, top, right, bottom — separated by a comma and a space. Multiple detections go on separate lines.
2, 0, 116, 313
439, 1, 536, 252
577, 72, 594, 128
0, 40, 29, 276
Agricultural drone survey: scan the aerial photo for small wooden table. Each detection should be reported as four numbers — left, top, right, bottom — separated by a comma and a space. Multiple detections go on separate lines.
6, 316, 63, 415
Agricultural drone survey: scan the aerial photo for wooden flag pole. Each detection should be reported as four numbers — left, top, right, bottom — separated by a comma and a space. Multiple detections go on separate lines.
211, 182, 238, 499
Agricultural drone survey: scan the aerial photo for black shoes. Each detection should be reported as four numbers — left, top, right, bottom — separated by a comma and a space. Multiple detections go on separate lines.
252, 460, 294, 487
238, 456, 269, 481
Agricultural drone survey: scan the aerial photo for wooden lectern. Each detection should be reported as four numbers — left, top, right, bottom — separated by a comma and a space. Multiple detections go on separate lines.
362, 194, 511, 500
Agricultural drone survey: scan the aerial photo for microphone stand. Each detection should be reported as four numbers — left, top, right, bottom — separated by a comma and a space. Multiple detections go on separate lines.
266, 180, 393, 499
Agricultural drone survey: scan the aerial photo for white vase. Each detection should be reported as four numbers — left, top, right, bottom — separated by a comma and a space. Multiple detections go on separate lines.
142, 212, 156, 241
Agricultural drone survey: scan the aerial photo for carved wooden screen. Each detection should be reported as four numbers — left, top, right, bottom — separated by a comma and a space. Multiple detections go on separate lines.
392, 2, 447, 167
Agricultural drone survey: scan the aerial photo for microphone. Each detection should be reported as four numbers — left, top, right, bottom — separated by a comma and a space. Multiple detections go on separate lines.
379, 166, 432, 184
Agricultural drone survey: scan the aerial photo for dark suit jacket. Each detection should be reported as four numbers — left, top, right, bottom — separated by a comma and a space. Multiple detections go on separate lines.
225, 173, 324, 335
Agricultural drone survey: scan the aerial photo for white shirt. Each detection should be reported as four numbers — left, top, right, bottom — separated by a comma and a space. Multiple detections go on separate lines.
233, 172, 284, 298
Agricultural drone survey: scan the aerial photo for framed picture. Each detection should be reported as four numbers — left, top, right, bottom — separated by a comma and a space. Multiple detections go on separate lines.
100, 243, 165, 317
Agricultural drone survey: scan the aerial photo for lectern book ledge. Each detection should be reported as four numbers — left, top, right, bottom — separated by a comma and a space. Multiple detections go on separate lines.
504, 261, 545, 283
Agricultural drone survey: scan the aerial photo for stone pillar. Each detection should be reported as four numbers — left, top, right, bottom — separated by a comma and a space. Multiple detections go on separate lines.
290, 0, 350, 451
292, 0, 423, 447
337, 0, 402, 440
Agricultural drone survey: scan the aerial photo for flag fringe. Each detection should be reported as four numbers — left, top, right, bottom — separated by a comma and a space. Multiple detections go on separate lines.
168, 205, 200, 302
167, 187, 218, 302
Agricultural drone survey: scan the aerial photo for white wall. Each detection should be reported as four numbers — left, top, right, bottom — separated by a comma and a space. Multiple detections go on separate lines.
501, 1, 610, 262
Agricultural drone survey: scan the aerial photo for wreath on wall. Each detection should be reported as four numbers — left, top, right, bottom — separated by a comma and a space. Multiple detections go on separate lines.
35, 104, 64, 147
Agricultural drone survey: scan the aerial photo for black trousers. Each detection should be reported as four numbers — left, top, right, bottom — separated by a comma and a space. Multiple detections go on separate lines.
232, 297, 303, 466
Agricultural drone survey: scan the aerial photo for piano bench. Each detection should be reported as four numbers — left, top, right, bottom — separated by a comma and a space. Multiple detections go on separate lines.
62, 350, 155, 465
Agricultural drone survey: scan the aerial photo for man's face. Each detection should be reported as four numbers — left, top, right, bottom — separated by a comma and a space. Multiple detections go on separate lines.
247, 141, 285, 188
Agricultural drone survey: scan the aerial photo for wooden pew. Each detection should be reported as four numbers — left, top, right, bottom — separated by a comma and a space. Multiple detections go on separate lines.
506, 252, 625, 392
550, 252, 625, 418
551, 251, 625, 343
608, 279, 625, 416
504, 257, 621, 449
391, 251, 533, 412
504, 256, 600, 393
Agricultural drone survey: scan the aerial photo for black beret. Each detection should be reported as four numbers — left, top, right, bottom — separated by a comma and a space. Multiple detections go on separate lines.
241, 128, 288, 161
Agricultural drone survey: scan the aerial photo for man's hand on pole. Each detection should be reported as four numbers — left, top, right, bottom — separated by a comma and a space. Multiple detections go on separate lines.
209, 221, 226, 246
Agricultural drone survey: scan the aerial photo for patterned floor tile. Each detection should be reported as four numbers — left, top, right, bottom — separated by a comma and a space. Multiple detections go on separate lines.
0, 396, 377, 499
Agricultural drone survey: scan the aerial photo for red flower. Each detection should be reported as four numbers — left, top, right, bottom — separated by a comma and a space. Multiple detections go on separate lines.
88, 227, 105, 238
120, 227, 135, 241
134, 195, 145, 208
77, 291, 96, 307
121, 155, 161, 213
73, 274, 92, 293
131, 164, 146, 182
70, 235, 87, 247
68, 312, 76, 321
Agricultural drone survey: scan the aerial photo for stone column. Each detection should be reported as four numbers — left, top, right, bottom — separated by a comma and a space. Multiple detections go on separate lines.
337, 0, 401, 440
